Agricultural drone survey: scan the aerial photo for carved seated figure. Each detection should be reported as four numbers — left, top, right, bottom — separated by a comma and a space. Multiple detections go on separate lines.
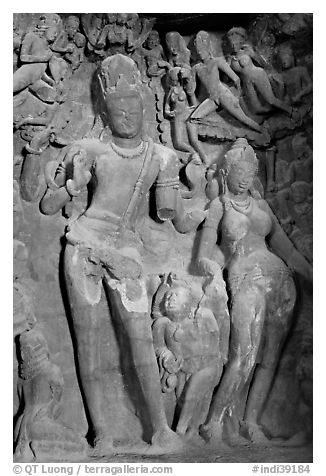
225, 27, 298, 121
141, 30, 170, 79
190, 31, 263, 134
279, 133, 313, 189
152, 273, 229, 438
14, 327, 86, 461
64, 32, 86, 71
13, 14, 62, 104
277, 181, 313, 264
277, 43, 312, 110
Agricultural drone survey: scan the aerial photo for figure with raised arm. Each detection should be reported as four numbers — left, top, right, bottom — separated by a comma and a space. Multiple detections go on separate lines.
40, 54, 195, 456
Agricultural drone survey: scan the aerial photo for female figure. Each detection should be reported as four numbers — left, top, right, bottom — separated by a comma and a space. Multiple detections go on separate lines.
165, 31, 191, 69
190, 31, 263, 134
198, 138, 312, 444
226, 27, 296, 119
164, 66, 208, 165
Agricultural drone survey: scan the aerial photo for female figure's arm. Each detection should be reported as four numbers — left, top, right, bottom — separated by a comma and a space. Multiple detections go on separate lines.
215, 57, 241, 91
260, 199, 312, 281
164, 89, 174, 118
197, 198, 225, 275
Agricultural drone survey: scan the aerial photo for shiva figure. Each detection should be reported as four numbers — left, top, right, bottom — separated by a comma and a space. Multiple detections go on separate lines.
40, 54, 197, 456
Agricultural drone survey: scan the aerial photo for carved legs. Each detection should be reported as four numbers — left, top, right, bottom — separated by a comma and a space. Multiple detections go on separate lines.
176, 365, 222, 436
104, 278, 184, 450
201, 285, 266, 444
64, 245, 113, 454
243, 277, 296, 443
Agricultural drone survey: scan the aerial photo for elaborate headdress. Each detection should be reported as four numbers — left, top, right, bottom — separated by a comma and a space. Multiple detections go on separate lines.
97, 54, 142, 100
227, 26, 247, 40
223, 138, 258, 174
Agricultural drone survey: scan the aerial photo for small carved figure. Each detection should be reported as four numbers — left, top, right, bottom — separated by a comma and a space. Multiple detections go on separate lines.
14, 327, 86, 461
165, 31, 191, 69
97, 13, 153, 58
280, 133, 313, 188
13, 14, 62, 104
164, 67, 208, 165
40, 54, 193, 455
51, 15, 80, 56
64, 32, 86, 71
152, 273, 229, 437
276, 181, 313, 264
141, 30, 170, 79
277, 44, 312, 110
190, 31, 263, 134
226, 27, 297, 120
197, 138, 312, 445
81, 14, 104, 55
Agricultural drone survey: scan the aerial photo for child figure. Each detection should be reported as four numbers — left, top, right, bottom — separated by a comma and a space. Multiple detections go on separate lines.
152, 273, 229, 437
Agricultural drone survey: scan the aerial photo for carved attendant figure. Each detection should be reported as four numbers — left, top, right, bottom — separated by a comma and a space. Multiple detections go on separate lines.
40, 54, 187, 455
198, 138, 312, 445
164, 67, 208, 165
14, 327, 86, 461
152, 274, 229, 437
13, 14, 61, 103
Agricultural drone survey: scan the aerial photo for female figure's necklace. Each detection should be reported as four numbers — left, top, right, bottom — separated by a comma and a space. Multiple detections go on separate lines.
229, 194, 253, 215
110, 140, 146, 159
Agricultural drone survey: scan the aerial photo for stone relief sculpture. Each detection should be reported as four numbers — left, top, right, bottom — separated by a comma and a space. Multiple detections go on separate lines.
13, 13, 313, 462
165, 31, 191, 69
14, 327, 87, 461
13, 14, 63, 104
225, 27, 296, 121
189, 31, 264, 135
152, 272, 229, 438
39, 54, 203, 455
197, 139, 312, 445
164, 66, 208, 165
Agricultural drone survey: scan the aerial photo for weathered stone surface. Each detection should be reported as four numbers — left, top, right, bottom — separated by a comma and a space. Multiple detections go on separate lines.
13, 13, 312, 462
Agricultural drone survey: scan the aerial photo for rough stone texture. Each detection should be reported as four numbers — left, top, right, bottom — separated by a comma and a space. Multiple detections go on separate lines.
13, 13, 312, 462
